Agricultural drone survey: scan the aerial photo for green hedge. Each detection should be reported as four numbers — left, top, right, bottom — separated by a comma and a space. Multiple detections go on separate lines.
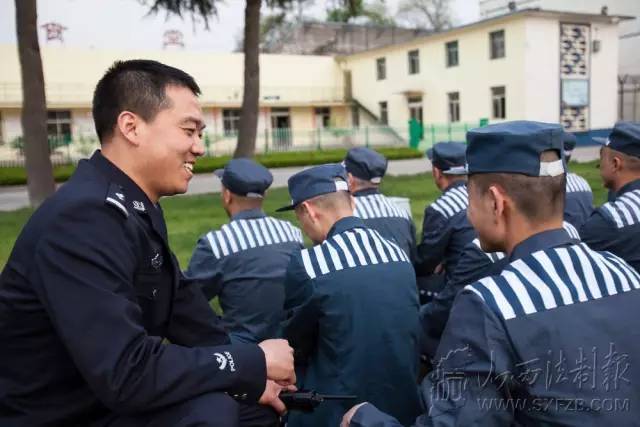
0, 147, 423, 186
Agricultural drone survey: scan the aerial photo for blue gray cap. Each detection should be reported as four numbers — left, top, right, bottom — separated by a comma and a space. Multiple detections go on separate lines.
426, 142, 467, 175
563, 132, 577, 154
466, 121, 565, 177
214, 158, 273, 198
276, 163, 349, 212
594, 121, 640, 158
344, 147, 388, 183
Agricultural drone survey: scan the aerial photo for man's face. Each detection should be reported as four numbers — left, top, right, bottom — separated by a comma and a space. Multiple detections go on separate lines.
467, 177, 505, 252
137, 85, 205, 200
599, 147, 616, 190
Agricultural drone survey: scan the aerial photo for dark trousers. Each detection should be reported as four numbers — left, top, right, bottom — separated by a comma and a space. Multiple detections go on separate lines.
95, 392, 278, 427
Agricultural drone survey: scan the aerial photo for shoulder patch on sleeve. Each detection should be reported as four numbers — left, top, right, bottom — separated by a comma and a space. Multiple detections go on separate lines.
105, 183, 129, 218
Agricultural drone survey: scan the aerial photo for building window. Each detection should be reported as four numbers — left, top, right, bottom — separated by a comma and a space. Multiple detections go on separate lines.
379, 101, 388, 125
47, 110, 72, 142
376, 57, 386, 80
222, 109, 241, 136
491, 86, 506, 119
446, 41, 458, 67
315, 107, 331, 128
408, 49, 420, 75
490, 30, 505, 59
448, 92, 460, 122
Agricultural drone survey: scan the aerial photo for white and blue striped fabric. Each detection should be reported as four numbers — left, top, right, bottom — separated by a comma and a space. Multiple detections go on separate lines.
353, 194, 411, 221
205, 217, 303, 260
430, 186, 468, 219
565, 173, 592, 194
471, 221, 580, 263
300, 228, 410, 279
600, 189, 640, 229
465, 243, 640, 320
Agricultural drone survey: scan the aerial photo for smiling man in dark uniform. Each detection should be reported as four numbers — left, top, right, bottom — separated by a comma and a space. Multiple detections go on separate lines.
0, 60, 295, 427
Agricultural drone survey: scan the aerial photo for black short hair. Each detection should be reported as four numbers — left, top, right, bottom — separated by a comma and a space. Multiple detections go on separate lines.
469, 151, 565, 222
92, 59, 201, 142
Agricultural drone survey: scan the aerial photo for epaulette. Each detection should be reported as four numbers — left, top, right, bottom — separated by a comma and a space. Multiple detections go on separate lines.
105, 182, 129, 218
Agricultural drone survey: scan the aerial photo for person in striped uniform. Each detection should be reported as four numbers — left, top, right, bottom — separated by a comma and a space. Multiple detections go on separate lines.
419, 220, 581, 361
415, 142, 477, 302
563, 131, 593, 229
344, 147, 416, 260
343, 121, 640, 427
185, 158, 304, 346
581, 122, 640, 272
279, 163, 421, 427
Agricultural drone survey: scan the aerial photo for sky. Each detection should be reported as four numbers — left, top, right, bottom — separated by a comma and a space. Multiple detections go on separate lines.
0, 0, 480, 52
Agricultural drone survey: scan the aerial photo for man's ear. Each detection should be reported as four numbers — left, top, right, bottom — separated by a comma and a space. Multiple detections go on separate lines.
116, 111, 142, 146
222, 188, 232, 206
487, 184, 506, 223
612, 154, 623, 172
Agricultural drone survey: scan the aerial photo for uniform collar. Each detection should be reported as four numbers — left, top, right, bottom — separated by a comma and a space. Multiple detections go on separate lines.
327, 216, 365, 239
353, 188, 380, 197
231, 208, 266, 221
444, 180, 466, 193
89, 150, 168, 240
509, 228, 573, 262
614, 178, 640, 199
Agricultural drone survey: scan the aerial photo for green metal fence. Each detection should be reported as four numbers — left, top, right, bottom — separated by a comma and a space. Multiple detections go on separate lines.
0, 121, 487, 167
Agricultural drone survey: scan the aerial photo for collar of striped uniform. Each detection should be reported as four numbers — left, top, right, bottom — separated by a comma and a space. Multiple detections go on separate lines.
231, 208, 267, 221
613, 178, 640, 200
444, 180, 467, 193
509, 228, 574, 263
326, 216, 366, 239
353, 188, 380, 197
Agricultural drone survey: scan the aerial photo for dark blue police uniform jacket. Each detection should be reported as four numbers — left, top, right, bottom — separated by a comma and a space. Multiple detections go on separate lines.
352, 228, 640, 426
415, 182, 476, 279
564, 172, 593, 229
0, 151, 266, 426
184, 208, 304, 343
353, 188, 416, 261
580, 178, 640, 272
283, 216, 421, 427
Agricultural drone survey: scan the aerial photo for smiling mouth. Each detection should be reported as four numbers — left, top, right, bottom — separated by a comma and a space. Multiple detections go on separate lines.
184, 163, 194, 175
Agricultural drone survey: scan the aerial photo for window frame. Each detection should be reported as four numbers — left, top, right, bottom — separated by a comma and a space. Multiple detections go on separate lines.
491, 86, 506, 119
447, 92, 460, 123
376, 57, 387, 80
490, 29, 506, 60
379, 101, 388, 125
445, 40, 459, 67
408, 49, 420, 75
222, 108, 241, 136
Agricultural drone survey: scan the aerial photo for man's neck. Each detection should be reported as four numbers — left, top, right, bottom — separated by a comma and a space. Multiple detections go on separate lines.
504, 217, 564, 255
613, 175, 640, 194
101, 144, 159, 203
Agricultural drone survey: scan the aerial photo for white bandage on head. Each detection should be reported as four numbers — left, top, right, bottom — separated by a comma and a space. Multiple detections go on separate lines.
539, 159, 565, 177
370, 177, 382, 184
335, 179, 349, 191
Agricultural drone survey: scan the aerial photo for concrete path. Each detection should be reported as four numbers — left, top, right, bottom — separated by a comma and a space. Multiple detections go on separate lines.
0, 146, 601, 212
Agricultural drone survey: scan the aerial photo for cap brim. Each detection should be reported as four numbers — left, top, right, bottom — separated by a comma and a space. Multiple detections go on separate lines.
426, 148, 434, 160
213, 169, 224, 178
592, 137, 608, 145
442, 169, 468, 176
275, 204, 296, 212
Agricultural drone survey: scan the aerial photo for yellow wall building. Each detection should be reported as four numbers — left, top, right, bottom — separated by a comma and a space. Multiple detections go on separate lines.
0, 8, 628, 161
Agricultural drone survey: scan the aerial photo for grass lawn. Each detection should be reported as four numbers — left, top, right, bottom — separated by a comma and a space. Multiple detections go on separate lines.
0, 161, 606, 268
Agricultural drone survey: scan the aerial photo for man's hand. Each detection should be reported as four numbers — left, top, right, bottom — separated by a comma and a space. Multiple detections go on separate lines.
259, 380, 297, 414
258, 339, 296, 385
341, 402, 368, 427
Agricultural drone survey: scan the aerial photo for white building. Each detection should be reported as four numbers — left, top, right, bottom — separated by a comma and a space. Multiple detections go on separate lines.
0, 8, 630, 161
479, 0, 640, 120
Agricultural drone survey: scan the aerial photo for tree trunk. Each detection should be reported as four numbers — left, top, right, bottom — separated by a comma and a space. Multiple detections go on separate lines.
15, 0, 55, 207
234, 0, 261, 158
